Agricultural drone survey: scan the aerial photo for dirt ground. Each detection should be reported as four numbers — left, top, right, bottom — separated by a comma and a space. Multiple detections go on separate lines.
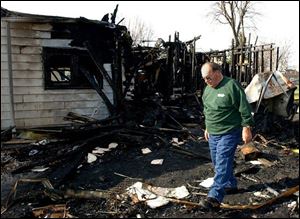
1, 118, 299, 218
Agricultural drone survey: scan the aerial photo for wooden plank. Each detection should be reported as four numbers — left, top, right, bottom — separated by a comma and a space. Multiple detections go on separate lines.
1, 45, 21, 54
23, 93, 100, 103
1, 21, 7, 28
1, 28, 7, 36
1, 78, 9, 86
1, 70, 9, 79
12, 95, 23, 103
15, 108, 98, 119
12, 62, 43, 71
64, 100, 102, 108
32, 23, 53, 31
41, 39, 72, 48
10, 37, 42, 46
1, 28, 51, 38
1, 103, 11, 112
9, 23, 52, 31
20, 46, 42, 54
1, 61, 8, 70
1, 36, 7, 45
15, 109, 68, 119
12, 70, 43, 79
22, 116, 69, 127
1, 95, 11, 104
13, 86, 97, 95
1, 54, 41, 62
13, 78, 43, 87
15, 102, 65, 111
2, 139, 36, 145
12, 54, 41, 63
1, 86, 10, 95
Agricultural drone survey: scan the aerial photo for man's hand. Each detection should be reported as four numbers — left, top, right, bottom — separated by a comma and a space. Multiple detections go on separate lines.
204, 129, 209, 141
242, 126, 252, 144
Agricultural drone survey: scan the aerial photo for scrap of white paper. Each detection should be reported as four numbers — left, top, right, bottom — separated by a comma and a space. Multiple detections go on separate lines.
151, 159, 164, 165
199, 177, 214, 188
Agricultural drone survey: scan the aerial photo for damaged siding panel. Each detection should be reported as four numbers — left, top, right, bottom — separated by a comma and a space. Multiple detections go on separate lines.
15, 108, 96, 119
9, 22, 52, 31
1, 85, 10, 95
22, 93, 101, 102
1, 54, 42, 62
1, 28, 51, 39
15, 102, 65, 111
1, 45, 21, 54
2, 21, 111, 127
13, 86, 97, 95
1, 20, 14, 129
42, 39, 72, 48
16, 117, 68, 127
12, 70, 43, 79
20, 46, 42, 54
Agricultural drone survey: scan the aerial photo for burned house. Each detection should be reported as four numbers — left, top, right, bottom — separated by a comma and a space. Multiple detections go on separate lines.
0, 6, 299, 219
1, 7, 211, 132
1, 7, 132, 129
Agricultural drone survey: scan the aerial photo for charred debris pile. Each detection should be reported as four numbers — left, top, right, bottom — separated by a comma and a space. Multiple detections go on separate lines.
1, 6, 299, 218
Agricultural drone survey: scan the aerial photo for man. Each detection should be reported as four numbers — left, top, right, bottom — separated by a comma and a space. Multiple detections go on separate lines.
199, 62, 254, 210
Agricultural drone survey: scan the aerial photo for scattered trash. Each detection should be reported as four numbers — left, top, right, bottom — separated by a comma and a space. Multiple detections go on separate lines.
32, 204, 71, 218
257, 158, 274, 167
87, 153, 97, 163
254, 191, 271, 199
250, 160, 262, 165
28, 149, 39, 156
147, 184, 189, 199
199, 177, 214, 188
32, 139, 50, 146
266, 186, 279, 197
92, 147, 110, 155
31, 166, 49, 172
126, 182, 189, 209
171, 138, 179, 144
141, 148, 152, 154
151, 159, 164, 165
108, 142, 118, 149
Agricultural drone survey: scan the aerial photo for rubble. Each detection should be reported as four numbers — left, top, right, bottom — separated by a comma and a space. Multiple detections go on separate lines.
0, 5, 299, 219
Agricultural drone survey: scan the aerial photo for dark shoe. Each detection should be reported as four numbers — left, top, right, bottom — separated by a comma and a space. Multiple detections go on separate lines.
224, 187, 238, 194
199, 197, 220, 210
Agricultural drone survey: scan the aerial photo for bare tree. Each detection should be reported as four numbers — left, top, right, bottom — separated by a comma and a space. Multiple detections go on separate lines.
209, 1, 260, 47
125, 17, 154, 46
277, 40, 293, 71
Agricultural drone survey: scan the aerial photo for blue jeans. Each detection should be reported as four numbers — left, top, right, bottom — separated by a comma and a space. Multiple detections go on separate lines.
207, 127, 241, 203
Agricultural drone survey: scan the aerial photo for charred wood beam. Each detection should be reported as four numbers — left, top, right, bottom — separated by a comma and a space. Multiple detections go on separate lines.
48, 131, 120, 187
83, 41, 117, 93
112, 35, 123, 111
80, 67, 115, 115
171, 145, 211, 160
79, 115, 121, 126
64, 112, 97, 124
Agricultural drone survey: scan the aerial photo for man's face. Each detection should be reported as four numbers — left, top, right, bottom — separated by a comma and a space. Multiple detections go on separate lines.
202, 67, 219, 88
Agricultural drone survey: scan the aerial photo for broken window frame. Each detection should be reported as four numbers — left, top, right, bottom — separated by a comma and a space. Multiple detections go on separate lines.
43, 47, 102, 90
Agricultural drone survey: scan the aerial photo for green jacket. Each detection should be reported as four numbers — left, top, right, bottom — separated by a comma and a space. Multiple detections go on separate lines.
202, 76, 254, 135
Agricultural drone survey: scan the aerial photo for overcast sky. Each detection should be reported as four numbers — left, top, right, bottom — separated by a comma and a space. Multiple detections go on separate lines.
2, 1, 299, 69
